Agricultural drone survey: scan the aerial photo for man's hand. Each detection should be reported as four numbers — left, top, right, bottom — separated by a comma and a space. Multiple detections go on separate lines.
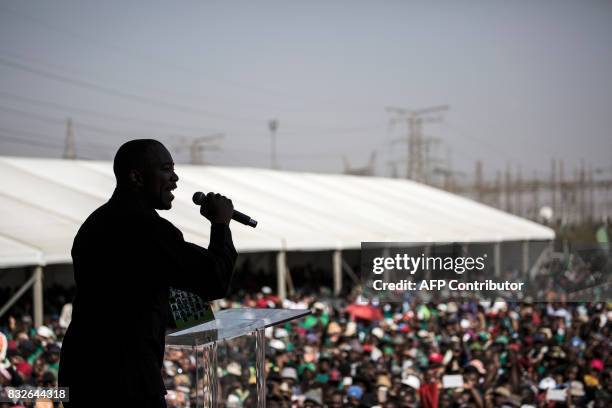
199, 192, 234, 224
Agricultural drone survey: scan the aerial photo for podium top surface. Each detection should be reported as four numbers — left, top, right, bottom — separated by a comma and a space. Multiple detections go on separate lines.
165, 307, 310, 347
214, 308, 310, 328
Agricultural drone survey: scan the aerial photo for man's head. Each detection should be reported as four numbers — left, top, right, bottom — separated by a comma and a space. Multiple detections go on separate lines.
113, 139, 178, 210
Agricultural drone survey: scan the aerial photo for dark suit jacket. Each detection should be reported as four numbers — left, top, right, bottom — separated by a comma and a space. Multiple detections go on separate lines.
58, 189, 237, 404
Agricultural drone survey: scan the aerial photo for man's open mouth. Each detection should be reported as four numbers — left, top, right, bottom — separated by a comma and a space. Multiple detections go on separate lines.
166, 186, 177, 200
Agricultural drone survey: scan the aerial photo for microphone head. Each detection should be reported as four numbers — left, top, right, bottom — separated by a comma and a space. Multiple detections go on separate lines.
192, 191, 205, 205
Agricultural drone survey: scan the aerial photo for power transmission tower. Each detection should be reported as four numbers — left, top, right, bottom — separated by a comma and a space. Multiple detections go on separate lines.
475, 160, 484, 202
551, 159, 557, 217
516, 166, 523, 217
268, 119, 279, 170
170, 136, 189, 163
385, 105, 449, 182
532, 170, 539, 219
190, 134, 224, 165
343, 151, 377, 176
389, 161, 399, 178
559, 160, 565, 221
579, 160, 586, 223
453, 158, 612, 223
63, 118, 76, 159
505, 163, 513, 213
588, 165, 595, 221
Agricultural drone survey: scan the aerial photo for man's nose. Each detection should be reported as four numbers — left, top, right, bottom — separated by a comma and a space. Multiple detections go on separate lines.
171, 171, 179, 182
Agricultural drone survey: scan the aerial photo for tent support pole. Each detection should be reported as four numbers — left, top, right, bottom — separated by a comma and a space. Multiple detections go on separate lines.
33, 266, 44, 328
333, 250, 342, 296
494, 242, 501, 278
276, 251, 287, 301
341, 260, 360, 285
424, 244, 432, 281
522, 241, 530, 276
0, 267, 39, 322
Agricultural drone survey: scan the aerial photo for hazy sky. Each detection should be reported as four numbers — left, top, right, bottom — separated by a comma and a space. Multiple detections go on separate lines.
0, 0, 611, 180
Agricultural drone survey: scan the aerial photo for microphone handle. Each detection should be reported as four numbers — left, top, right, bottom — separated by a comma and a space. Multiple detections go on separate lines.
193, 191, 257, 228
231, 209, 258, 228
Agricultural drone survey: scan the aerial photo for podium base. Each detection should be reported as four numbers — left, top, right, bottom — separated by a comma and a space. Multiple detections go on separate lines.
165, 308, 309, 407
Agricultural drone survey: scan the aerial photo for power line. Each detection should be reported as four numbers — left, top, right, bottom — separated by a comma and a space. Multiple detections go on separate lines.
0, 91, 223, 134
0, 5, 306, 101
279, 121, 387, 133
0, 104, 151, 140
0, 131, 344, 165
0, 102, 385, 169
0, 119, 344, 161
0, 105, 64, 125
1, 49, 387, 125
216, 150, 342, 164
0, 131, 109, 153
220, 148, 344, 160
0, 132, 62, 151
0, 125, 117, 152
0, 49, 282, 115
0, 56, 263, 123
0, 56, 386, 135
441, 121, 523, 165
385, 105, 449, 182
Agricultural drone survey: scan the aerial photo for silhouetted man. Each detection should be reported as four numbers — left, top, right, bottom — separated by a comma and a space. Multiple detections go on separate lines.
58, 139, 237, 407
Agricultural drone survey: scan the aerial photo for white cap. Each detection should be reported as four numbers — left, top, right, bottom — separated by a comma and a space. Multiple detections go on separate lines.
313, 302, 325, 311
269, 339, 286, 351
372, 327, 384, 339
274, 328, 289, 338
402, 375, 421, 390
371, 347, 383, 361
37, 325, 54, 339
538, 377, 556, 390
226, 362, 242, 376
281, 367, 298, 381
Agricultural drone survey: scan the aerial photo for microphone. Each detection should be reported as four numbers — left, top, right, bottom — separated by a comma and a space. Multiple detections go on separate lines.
192, 192, 258, 228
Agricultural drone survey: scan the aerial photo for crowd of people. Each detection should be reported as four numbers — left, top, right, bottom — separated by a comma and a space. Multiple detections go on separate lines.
165, 290, 611, 408
2, 285, 610, 407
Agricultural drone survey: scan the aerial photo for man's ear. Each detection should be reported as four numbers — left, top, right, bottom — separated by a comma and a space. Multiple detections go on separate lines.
128, 169, 144, 187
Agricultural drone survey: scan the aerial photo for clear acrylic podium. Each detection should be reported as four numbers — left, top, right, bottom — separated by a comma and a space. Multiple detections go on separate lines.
165, 308, 310, 408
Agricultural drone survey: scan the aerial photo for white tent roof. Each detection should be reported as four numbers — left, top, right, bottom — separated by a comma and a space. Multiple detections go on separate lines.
0, 156, 554, 268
